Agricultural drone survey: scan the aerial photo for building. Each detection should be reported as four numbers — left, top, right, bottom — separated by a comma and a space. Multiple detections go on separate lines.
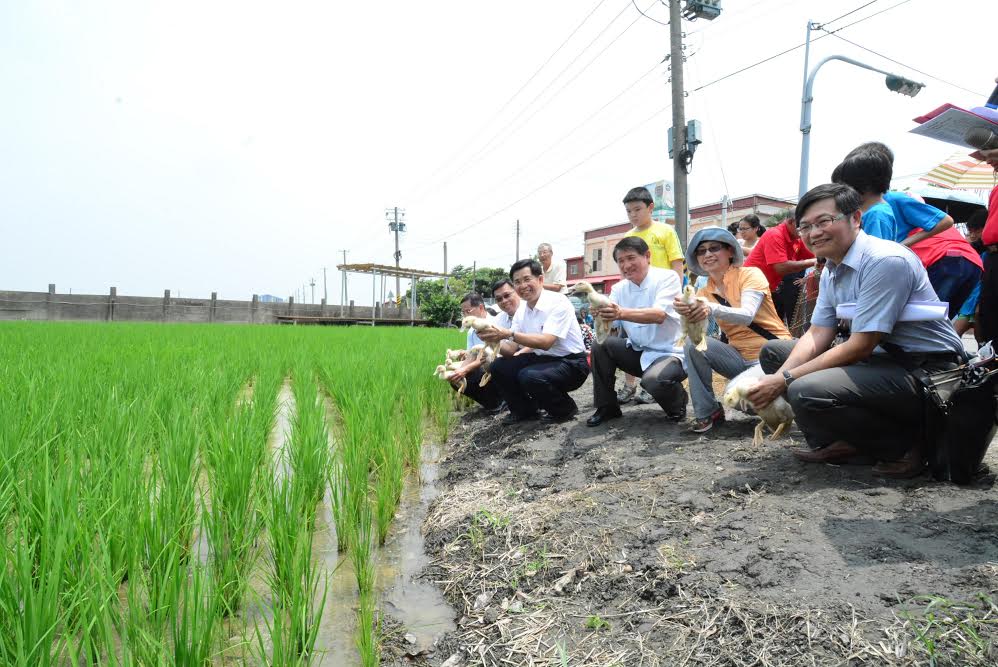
259, 294, 285, 303
567, 194, 796, 293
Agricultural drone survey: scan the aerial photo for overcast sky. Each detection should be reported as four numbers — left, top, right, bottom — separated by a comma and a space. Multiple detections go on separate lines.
1, 0, 994, 303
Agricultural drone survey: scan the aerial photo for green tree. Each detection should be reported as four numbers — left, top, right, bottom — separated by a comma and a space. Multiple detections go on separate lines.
420, 292, 462, 327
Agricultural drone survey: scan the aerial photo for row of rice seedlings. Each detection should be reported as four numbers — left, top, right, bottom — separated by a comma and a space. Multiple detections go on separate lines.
202, 370, 278, 617
256, 364, 331, 665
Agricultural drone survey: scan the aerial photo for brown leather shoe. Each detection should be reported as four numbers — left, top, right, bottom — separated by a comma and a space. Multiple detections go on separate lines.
791, 440, 860, 464
872, 450, 926, 479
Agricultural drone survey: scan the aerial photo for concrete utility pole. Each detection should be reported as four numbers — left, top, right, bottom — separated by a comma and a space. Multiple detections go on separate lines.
338, 249, 349, 312
515, 219, 520, 261
309, 278, 315, 304
386, 206, 406, 303
322, 267, 327, 302
669, 0, 688, 250
472, 261, 477, 294
443, 242, 449, 294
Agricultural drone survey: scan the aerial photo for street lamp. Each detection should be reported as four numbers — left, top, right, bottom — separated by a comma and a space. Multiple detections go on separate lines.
797, 23, 924, 198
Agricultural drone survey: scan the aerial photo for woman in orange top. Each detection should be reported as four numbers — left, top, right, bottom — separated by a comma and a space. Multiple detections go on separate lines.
674, 228, 792, 433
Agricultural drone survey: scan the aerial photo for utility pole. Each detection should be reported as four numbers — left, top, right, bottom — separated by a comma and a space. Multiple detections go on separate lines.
338, 249, 349, 313
669, 0, 688, 250
386, 207, 406, 304
515, 219, 520, 260
472, 261, 477, 295
322, 267, 327, 303
309, 278, 315, 304
443, 242, 449, 294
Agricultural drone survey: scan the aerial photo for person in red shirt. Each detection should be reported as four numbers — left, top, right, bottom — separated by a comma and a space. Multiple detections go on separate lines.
978, 147, 998, 342
742, 215, 816, 324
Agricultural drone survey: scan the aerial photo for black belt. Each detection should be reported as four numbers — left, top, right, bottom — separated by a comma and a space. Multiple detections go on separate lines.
563, 352, 588, 360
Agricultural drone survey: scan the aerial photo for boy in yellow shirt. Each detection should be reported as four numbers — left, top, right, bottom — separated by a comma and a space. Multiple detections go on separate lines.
619, 186, 685, 403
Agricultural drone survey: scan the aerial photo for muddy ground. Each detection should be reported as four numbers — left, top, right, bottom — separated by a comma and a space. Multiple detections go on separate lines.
383, 376, 998, 667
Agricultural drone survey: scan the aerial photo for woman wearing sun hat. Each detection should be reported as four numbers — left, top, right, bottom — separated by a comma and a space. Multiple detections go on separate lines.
674, 228, 793, 433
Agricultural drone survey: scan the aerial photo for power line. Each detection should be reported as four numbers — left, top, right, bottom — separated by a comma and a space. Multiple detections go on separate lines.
818, 29, 988, 98
405, 0, 611, 204
412, 1, 658, 207
409, 61, 663, 251
690, 0, 915, 94
425, 104, 672, 245
815, 0, 881, 28
631, 0, 668, 25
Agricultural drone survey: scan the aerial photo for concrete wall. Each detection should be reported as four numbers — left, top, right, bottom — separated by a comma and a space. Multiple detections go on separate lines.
0, 286, 422, 324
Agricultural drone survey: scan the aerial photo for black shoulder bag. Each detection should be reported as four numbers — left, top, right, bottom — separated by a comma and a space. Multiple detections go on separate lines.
713, 294, 779, 343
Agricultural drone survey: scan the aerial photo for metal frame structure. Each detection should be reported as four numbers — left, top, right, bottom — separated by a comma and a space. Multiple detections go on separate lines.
335, 262, 451, 326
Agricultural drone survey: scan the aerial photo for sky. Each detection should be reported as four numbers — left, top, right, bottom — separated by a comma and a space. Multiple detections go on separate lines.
1, 0, 995, 303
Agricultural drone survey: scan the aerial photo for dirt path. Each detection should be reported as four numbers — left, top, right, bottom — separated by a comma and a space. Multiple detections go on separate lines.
405, 377, 998, 666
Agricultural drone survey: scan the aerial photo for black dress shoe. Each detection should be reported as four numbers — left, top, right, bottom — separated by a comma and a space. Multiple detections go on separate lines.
501, 411, 539, 425
586, 406, 623, 427
542, 407, 579, 423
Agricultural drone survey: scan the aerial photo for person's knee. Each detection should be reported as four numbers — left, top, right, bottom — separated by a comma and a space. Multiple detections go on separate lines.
759, 341, 789, 374
519, 368, 548, 391
640, 363, 686, 393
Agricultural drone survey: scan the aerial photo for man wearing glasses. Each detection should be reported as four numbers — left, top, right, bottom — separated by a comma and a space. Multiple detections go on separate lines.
479, 259, 590, 424
445, 293, 503, 414
748, 183, 964, 479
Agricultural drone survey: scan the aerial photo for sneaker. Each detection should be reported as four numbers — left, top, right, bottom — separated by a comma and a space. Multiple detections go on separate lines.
616, 384, 637, 404
688, 408, 725, 433
634, 388, 656, 404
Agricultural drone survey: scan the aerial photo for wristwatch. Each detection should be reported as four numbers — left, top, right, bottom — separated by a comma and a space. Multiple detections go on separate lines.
506, 330, 516, 342
782, 370, 795, 387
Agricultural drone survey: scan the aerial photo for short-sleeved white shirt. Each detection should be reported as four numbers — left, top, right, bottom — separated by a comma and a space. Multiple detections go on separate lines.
543, 260, 568, 293
494, 308, 515, 330
609, 266, 684, 371
512, 289, 585, 357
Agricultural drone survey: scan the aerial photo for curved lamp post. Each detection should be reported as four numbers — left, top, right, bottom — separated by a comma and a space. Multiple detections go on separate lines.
797, 32, 924, 198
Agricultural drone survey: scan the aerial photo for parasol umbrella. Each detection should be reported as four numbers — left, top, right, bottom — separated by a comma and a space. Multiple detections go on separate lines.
919, 151, 997, 191
890, 177, 987, 222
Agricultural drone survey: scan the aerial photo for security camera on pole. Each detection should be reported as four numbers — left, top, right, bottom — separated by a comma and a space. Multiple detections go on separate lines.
669, 1, 721, 250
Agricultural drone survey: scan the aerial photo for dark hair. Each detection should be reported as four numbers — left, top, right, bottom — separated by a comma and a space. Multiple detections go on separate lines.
831, 149, 893, 194
726, 222, 739, 235
967, 209, 987, 231
509, 258, 543, 279
739, 214, 765, 238
460, 292, 485, 308
795, 183, 862, 223
612, 236, 650, 261
622, 186, 654, 206
846, 141, 895, 165
491, 278, 514, 295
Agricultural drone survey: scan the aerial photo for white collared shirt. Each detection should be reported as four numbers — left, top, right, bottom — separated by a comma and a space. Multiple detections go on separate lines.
512, 289, 585, 356
609, 266, 684, 371
494, 308, 515, 330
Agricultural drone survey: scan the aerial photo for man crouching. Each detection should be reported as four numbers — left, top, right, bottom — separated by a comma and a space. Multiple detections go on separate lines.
586, 237, 687, 427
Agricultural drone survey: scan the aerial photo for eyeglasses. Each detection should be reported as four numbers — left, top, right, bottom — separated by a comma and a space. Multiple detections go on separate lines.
694, 243, 727, 257
494, 291, 514, 302
736, 226, 752, 232
797, 212, 846, 236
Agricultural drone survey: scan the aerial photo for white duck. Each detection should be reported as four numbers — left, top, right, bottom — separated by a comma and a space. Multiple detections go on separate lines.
460, 317, 502, 386
721, 367, 794, 446
675, 284, 709, 352
568, 281, 612, 343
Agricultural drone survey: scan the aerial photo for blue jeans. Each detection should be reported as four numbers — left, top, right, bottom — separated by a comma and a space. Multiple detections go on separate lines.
927, 256, 982, 319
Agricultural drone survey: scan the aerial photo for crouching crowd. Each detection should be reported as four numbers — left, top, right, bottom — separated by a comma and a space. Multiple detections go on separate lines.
443, 180, 982, 480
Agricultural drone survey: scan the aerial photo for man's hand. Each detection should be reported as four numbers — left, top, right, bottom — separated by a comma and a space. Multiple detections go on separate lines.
513, 346, 534, 356
596, 302, 621, 322
673, 296, 708, 323
478, 325, 509, 344
747, 374, 786, 410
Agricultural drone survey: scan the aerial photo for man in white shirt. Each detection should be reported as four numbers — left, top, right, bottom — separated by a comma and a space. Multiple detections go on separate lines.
586, 237, 687, 427
480, 259, 590, 424
537, 243, 567, 293
446, 293, 502, 413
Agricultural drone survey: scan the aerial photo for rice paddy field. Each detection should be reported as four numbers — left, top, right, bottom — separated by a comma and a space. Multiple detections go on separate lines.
0, 321, 463, 666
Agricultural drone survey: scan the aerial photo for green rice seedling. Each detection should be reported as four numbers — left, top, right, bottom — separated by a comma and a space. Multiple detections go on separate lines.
0, 489, 76, 666
259, 475, 327, 665
350, 493, 376, 598
203, 399, 269, 616
170, 564, 222, 667
288, 367, 332, 520
355, 591, 379, 667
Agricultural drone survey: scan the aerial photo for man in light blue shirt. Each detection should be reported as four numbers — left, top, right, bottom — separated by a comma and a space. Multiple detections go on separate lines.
748, 183, 964, 478
586, 237, 687, 426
